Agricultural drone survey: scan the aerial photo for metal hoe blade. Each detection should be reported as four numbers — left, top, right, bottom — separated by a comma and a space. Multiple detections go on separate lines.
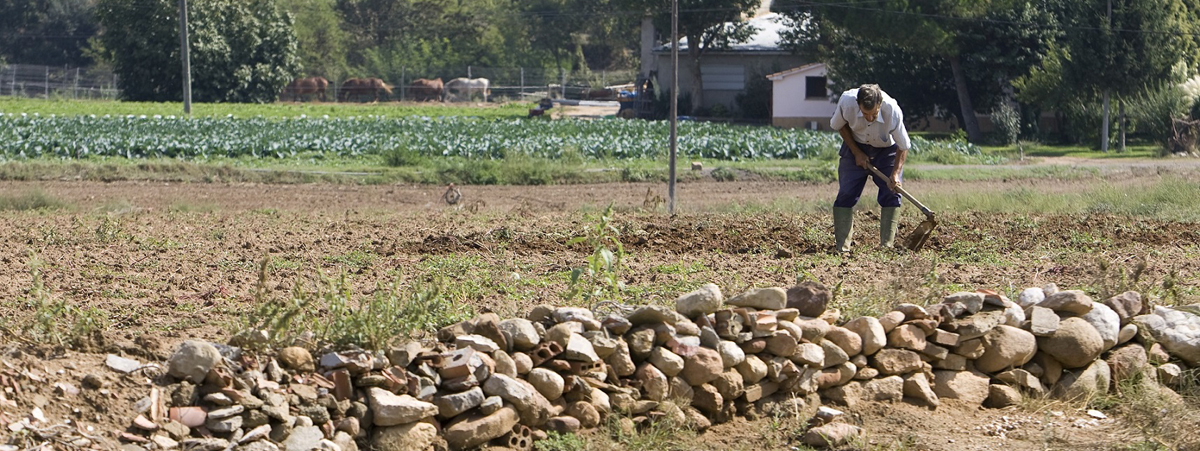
904, 216, 936, 252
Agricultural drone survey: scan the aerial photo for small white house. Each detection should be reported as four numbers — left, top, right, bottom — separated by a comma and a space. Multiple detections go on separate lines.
766, 63, 835, 129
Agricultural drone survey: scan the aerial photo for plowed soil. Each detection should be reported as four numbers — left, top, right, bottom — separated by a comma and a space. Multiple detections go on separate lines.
1, 169, 1198, 450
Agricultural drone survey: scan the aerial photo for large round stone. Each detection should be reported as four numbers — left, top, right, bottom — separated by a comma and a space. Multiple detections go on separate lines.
975, 325, 1037, 373
1037, 317, 1105, 369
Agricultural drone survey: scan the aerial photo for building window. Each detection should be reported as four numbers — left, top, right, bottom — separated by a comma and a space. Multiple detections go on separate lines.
805, 76, 827, 99
701, 64, 745, 90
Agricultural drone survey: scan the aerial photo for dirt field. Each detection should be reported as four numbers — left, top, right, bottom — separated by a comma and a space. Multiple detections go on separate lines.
2, 166, 1199, 449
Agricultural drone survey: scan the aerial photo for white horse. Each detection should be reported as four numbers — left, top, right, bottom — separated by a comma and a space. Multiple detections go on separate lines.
444, 77, 490, 102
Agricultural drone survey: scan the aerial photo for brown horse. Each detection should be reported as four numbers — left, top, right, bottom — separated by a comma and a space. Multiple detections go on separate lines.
338, 78, 393, 102
408, 78, 444, 102
282, 76, 329, 102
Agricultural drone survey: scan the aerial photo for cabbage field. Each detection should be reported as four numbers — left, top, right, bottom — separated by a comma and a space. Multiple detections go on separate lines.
0, 112, 983, 163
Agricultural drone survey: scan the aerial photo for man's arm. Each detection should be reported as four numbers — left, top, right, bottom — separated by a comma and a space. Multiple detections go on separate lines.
890, 147, 906, 191
839, 125, 870, 169
889, 112, 911, 190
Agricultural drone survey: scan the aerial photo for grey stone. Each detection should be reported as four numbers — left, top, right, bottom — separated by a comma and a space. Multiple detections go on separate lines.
975, 325, 1037, 373
562, 333, 600, 363
1134, 306, 1200, 366
499, 318, 541, 351
951, 310, 1006, 341
553, 307, 595, 324
648, 347, 685, 377
995, 369, 1046, 395
205, 414, 242, 433
903, 372, 939, 407
791, 342, 824, 367
825, 326, 863, 357
987, 384, 1023, 408
433, 387, 485, 419
716, 341, 745, 368
493, 351, 517, 378
676, 283, 724, 318
871, 349, 923, 375
527, 368, 566, 400
1041, 290, 1095, 315
627, 305, 679, 325
277, 347, 314, 373
820, 339, 849, 368
366, 388, 438, 426
727, 287, 787, 310
735, 354, 768, 385
479, 396, 503, 415
1029, 306, 1060, 336
1081, 302, 1121, 350
932, 369, 991, 406
844, 316, 886, 356
802, 422, 862, 448
281, 426, 323, 451
456, 334, 500, 353
864, 375, 904, 402
1037, 317, 1105, 369
167, 340, 222, 383
944, 292, 985, 315
1017, 287, 1045, 308
444, 406, 520, 450
636, 363, 669, 401
1054, 360, 1111, 400
1105, 291, 1143, 324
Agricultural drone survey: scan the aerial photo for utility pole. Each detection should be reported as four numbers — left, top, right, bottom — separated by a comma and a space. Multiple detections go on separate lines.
668, 0, 679, 215
179, 0, 192, 115
1101, 0, 1111, 152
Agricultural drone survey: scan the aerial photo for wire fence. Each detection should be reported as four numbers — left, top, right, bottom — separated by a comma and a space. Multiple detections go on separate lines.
0, 63, 638, 103
289, 66, 640, 103
0, 64, 122, 100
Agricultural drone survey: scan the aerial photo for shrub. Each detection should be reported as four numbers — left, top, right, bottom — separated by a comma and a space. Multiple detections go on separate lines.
991, 102, 1020, 146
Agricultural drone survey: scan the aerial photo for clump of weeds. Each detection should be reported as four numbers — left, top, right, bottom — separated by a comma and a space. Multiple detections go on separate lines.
236, 258, 473, 350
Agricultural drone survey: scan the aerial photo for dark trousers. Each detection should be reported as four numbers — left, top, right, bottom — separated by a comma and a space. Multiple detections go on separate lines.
834, 142, 902, 208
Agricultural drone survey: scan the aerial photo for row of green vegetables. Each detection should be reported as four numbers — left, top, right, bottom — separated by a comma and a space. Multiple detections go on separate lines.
0, 113, 982, 162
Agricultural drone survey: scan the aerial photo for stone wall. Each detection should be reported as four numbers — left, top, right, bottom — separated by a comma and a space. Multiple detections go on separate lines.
150, 282, 1200, 450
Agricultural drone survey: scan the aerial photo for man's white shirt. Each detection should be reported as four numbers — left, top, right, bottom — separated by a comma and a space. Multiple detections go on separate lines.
829, 88, 911, 151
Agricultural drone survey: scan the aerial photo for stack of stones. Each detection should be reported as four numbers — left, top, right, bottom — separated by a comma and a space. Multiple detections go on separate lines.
141, 282, 1200, 450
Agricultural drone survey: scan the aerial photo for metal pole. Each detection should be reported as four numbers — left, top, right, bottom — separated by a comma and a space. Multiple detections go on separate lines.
401, 66, 406, 101
179, 0, 193, 115
520, 68, 525, 99
74, 68, 80, 99
45, 67, 49, 98
668, 0, 679, 215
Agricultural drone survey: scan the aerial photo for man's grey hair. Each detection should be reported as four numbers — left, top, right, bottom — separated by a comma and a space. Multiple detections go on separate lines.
857, 84, 882, 110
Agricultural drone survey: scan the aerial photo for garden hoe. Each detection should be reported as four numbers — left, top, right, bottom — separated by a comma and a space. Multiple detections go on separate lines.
867, 164, 937, 251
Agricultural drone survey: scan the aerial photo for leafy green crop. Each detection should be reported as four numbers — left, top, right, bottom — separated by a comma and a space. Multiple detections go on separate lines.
0, 112, 983, 163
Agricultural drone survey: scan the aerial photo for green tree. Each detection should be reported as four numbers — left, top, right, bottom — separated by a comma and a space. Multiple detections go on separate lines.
278, 0, 349, 80
0, 0, 98, 67
780, 1, 1056, 139
619, 0, 760, 115
779, 0, 1055, 143
1060, 0, 1196, 151
336, 0, 535, 81
96, 0, 301, 103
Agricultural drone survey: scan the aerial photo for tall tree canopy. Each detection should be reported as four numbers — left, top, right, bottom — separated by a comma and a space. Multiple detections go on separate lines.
1059, 0, 1197, 150
277, 0, 349, 80
96, 0, 301, 103
778, 0, 1056, 143
0, 0, 98, 67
